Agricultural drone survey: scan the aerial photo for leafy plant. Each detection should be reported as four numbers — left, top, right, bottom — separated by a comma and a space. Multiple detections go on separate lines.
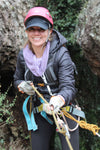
0, 84, 16, 124
36, 0, 86, 44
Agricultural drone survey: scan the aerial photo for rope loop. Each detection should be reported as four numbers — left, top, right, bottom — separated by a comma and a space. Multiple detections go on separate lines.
62, 110, 100, 136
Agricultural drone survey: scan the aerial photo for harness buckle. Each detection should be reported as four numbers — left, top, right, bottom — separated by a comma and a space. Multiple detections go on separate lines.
33, 107, 39, 113
69, 106, 74, 114
36, 107, 39, 113
33, 107, 36, 113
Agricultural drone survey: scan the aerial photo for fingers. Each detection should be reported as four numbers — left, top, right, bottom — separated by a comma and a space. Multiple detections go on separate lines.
43, 103, 53, 115
18, 87, 24, 93
50, 105, 54, 111
30, 82, 33, 86
17, 81, 34, 95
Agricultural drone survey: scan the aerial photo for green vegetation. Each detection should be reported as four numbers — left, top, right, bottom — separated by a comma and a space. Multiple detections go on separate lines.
0, 84, 16, 125
75, 51, 100, 150
36, 0, 86, 42
35, 0, 100, 149
0, 84, 17, 149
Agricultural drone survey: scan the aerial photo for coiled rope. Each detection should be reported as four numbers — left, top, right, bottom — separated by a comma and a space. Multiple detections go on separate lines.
62, 109, 100, 136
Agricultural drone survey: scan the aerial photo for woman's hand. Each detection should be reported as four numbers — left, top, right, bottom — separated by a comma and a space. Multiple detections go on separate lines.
18, 81, 35, 95
43, 95, 65, 115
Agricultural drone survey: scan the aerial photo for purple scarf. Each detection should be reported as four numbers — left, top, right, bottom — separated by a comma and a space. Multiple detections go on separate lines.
23, 42, 50, 76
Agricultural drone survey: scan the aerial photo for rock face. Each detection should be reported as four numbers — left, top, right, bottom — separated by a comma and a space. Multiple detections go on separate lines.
1, 0, 100, 75
75, 0, 100, 76
0, 0, 35, 71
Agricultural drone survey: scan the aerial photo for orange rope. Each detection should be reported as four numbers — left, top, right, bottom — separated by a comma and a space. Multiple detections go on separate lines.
62, 109, 100, 136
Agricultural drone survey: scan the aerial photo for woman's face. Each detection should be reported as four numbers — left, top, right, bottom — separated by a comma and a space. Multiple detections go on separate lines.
26, 26, 51, 48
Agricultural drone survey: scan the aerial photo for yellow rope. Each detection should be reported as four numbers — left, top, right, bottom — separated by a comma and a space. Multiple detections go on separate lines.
62, 109, 100, 136
31, 84, 48, 104
65, 136, 73, 150
30, 83, 100, 150
31, 84, 73, 150
52, 111, 73, 150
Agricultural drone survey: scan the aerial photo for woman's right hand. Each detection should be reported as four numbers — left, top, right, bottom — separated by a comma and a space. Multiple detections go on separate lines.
18, 81, 35, 95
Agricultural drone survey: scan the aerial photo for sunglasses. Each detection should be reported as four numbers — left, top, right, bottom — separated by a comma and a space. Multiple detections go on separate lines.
27, 27, 46, 32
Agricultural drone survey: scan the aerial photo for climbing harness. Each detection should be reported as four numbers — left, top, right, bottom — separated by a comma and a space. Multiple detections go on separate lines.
32, 103, 85, 119
30, 83, 74, 150
22, 83, 100, 150
41, 73, 53, 96
23, 95, 38, 131
23, 96, 53, 131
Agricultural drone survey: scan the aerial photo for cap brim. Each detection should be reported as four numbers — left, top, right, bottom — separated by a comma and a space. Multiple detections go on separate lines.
26, 23, 48, 30
25, 17, 50, 30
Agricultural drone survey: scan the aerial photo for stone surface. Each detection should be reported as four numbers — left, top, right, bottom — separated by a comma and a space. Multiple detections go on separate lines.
0, 0, 35, 71
75, 0, 100, 76
0, 1, 35, 148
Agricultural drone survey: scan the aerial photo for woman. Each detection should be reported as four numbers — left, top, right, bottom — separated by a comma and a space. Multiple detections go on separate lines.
14, 7, 79, 150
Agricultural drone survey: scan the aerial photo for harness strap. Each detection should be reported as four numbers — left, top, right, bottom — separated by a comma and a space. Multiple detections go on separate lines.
23, 96, 53, 131
22, 96, 38, 131
33, 104, 86, 120
39, 97, 53, 125
62, 106, 86, 120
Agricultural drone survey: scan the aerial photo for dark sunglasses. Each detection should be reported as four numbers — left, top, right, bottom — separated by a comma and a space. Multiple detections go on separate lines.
27, 27, 46, 32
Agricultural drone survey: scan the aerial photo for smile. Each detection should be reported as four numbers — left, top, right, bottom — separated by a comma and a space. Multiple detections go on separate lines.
32, 37, 41, 40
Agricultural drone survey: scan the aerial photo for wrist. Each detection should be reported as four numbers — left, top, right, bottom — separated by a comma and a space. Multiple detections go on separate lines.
57, 95, 65, 105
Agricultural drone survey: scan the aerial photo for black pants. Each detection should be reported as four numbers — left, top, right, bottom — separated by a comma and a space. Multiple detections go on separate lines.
31, 113, 79, 150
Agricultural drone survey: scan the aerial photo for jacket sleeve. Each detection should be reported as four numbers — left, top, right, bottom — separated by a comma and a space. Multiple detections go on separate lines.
56, 47, 76, 105
13, 50, 25, 89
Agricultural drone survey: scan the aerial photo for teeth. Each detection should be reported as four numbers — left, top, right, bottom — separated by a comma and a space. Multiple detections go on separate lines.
32, 37, 40, 40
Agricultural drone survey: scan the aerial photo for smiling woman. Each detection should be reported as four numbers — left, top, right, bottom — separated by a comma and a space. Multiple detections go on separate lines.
24, 9, 53, 57
14, 6, 79, 150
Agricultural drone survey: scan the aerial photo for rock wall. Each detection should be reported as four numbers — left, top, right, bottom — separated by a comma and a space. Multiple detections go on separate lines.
1, 0, 100, 76
0, 1, 36, 149
0, 0, 35, 71
75, 0, 100, 76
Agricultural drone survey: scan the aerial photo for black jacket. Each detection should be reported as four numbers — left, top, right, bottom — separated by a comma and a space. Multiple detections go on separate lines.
14, 30, 76, 105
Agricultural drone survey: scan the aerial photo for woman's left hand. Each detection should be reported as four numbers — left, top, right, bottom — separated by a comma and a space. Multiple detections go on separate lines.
43, 95, 65, 115
49, 95, 65, 113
